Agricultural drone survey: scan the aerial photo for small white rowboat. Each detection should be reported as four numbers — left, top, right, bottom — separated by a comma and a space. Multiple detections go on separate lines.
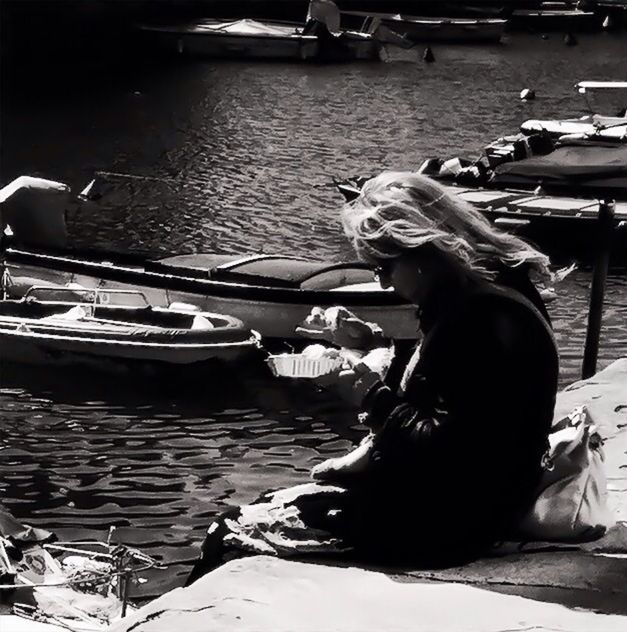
0, 288, 260, 369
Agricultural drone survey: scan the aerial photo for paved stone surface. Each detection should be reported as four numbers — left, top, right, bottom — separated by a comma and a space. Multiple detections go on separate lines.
110, 555, 626, 632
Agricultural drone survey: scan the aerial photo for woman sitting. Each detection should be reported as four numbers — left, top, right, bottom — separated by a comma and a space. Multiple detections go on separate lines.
186, 172, 559, 584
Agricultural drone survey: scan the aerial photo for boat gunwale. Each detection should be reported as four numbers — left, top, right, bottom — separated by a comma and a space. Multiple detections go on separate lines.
0, 325, 261, 350
5, 248, 408, 307
340, 11, 507, 26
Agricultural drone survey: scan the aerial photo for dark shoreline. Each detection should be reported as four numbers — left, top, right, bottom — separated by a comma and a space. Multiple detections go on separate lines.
0, 0, 558, 63
2, 0, 624, 70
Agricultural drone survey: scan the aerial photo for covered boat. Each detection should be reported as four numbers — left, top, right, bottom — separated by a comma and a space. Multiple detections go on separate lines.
489, 143, 627, 199
138, 1, 383, 62
138, 19, 321, 61
0, 287, 261, 369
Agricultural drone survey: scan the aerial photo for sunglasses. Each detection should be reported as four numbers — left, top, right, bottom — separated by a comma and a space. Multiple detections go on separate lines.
373, 259, 396, 280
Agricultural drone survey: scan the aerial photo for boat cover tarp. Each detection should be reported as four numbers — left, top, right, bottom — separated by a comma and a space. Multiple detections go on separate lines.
490, 144, 627, 197
194, 19, 302, 37
150, 255, 373, 288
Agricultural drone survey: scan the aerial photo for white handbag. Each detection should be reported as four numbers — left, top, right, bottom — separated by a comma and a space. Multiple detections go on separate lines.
517, 406, 615, 542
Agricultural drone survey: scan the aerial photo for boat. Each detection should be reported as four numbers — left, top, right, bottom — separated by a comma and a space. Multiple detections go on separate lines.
138, 19, 321, 61
521, 82, 627, 142
138, 1, 383, 62
1, 504, 158, 631
340, 11, 508, 43
521, 114, 627, 142
0, 287, 261, 369
2, 251, 419, 342
509, 3, 600, 31
488, 142, 627, 199
0, 177, 419, 342
404, 80, 627, 200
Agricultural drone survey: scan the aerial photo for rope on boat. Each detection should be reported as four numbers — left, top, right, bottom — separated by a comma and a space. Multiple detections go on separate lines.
0, 540, 162, 590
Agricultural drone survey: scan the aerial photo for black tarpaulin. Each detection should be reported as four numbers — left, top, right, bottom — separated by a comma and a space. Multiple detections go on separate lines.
490, 144, 627, 198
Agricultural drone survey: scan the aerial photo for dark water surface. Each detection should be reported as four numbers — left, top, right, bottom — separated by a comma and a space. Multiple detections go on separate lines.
1, 33, 627, 596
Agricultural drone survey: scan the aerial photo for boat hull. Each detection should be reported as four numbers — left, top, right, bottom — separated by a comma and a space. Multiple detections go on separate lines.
508, 10, 601, 32
139, 22, 379, 61
384, 17, 506, 43
0, 329, 260, 369
340, 12, 506, 43
148, 29, 319, 60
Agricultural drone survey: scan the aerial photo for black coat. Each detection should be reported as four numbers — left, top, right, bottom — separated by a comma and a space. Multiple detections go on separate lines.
355, 276, 559, 560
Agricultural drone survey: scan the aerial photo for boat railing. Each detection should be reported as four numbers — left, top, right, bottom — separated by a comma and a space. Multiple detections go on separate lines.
23, 286, 151, 308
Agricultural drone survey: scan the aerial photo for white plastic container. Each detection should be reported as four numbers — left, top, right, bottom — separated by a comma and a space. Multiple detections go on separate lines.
266, 353, 343, 378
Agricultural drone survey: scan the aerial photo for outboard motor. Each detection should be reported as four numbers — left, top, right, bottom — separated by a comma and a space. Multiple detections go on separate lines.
0, 176, 70, 249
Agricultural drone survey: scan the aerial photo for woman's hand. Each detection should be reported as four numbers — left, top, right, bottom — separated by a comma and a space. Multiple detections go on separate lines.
313, 362, 382, 408
311, 435, 375, 482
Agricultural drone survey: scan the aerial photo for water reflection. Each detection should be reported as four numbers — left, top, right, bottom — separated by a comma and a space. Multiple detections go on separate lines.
0, 362, 365, 593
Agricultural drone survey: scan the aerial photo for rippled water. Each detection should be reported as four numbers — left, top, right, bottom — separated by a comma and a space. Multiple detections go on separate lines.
1, 32, 626, 596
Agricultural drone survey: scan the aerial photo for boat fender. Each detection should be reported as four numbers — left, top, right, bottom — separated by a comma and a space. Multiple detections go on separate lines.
169, 302, 201, 312
564, 32, 578, 46
423, 46, 435, 63
520, 88, 535, 101
191, 314, 215, 330
438, 158, 464, 179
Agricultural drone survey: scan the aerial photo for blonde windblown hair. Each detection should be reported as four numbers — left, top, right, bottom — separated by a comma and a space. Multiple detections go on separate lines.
340, 171, 553, 283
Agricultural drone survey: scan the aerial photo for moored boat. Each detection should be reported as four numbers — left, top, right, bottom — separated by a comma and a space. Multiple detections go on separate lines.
341, 11, 508, 43
521, 82, 627, 142
334, 176, 627, 261
2, 250, 419, 341
138, 1, 383, 62
521, 114, 627, 142
509, 5, 601, 31
0, 175, 419, 341
138, 19, 320, 61
0, 287, 261, 369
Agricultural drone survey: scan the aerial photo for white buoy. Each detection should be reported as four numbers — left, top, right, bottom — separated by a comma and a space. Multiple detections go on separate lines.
602, 15, 612, 30
520, 88, 536, 101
